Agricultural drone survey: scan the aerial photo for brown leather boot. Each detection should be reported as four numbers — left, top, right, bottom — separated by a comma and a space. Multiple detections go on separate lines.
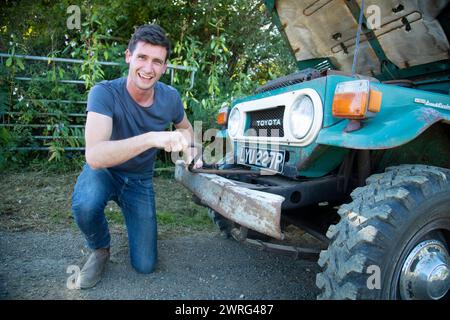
77, 248, 110, 289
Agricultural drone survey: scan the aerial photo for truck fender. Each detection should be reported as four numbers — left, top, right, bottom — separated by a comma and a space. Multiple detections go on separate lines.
316, 103, 450, 150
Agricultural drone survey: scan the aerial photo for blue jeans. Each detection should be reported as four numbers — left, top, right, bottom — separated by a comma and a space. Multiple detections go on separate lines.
72, 164, 157, 274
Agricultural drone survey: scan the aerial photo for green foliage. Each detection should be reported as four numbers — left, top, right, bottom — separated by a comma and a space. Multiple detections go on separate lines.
157, 211, 212, 230
0, 0, 296, 168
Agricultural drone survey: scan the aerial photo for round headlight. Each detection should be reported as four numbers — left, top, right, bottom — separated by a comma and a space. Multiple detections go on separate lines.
289, 95, 314, 139
227, 107, 241, 137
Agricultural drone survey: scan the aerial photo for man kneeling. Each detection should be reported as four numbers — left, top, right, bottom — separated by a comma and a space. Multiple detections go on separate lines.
71, 24, 200, 288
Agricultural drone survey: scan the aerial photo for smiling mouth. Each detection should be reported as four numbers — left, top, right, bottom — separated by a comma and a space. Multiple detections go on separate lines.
138, 72, 154, 80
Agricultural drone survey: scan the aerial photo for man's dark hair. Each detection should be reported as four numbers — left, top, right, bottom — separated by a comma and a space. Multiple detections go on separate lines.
128, 24, 171, 61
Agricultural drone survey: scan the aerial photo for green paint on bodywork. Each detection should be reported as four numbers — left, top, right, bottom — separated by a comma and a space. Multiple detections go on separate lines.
227, 73, 450, 177
233, 75, 336, 125
296, 145, 349, 177
229, 75, 349, 177
264, 0, 275, 12
233, 141, 347, 178
376, 60, 450, 82
372, 123, 450, 172
232, 77, 327, 104
223, 0, 450, 180
216, 129, 227, 139
317, 78, 450, 149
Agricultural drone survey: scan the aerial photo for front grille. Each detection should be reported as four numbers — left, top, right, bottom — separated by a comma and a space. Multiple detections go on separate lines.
245, 106, 285, 137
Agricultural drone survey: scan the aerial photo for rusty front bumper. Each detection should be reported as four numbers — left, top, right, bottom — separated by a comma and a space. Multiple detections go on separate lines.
175, 162, 285, 240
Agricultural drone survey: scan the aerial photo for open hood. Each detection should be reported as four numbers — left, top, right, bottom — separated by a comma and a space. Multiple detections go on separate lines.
266, 0, 450, 79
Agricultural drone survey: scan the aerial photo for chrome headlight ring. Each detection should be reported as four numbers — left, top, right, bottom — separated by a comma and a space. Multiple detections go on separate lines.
289, 95, 314, 139
227, 107, 241, 138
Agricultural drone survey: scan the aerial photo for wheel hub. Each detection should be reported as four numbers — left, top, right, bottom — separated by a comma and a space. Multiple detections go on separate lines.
400, 239, 450, 300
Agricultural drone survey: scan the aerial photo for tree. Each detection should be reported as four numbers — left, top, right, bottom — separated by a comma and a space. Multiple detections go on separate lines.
0, 0, 296, 164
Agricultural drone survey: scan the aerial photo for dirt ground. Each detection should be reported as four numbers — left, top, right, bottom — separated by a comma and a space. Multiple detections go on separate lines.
0, 229, 320, 300
0, 169, 322, 300
0, 169, 212, 237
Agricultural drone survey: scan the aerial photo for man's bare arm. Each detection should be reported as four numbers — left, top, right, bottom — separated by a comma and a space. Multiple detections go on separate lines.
174, 112, 194, 143
85, 112, 188, 169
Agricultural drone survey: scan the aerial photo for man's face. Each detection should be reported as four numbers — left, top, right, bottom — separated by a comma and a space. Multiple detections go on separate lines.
125, 41, 168, 91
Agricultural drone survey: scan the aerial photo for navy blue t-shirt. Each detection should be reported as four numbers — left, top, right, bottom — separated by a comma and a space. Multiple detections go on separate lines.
86, 77, 185, 176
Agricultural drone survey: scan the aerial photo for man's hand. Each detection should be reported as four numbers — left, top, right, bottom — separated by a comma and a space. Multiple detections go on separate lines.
173, 114, 202, 169
184, 145, 203, 169
153, 131, 189, 153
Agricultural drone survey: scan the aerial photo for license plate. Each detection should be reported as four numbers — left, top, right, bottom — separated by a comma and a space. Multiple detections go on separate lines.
237, 147, 285, 173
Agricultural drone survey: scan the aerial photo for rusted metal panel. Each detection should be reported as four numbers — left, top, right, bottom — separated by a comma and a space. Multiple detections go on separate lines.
174, 162, 285, 240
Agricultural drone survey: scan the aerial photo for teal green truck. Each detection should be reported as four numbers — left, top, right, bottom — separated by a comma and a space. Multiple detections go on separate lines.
175, 0, 450, 299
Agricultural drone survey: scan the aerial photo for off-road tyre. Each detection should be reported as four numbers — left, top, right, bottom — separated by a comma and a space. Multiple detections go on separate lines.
316, 164, 450, 299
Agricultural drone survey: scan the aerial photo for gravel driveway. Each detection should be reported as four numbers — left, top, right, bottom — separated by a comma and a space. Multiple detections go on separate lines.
0, 229, 320, 300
